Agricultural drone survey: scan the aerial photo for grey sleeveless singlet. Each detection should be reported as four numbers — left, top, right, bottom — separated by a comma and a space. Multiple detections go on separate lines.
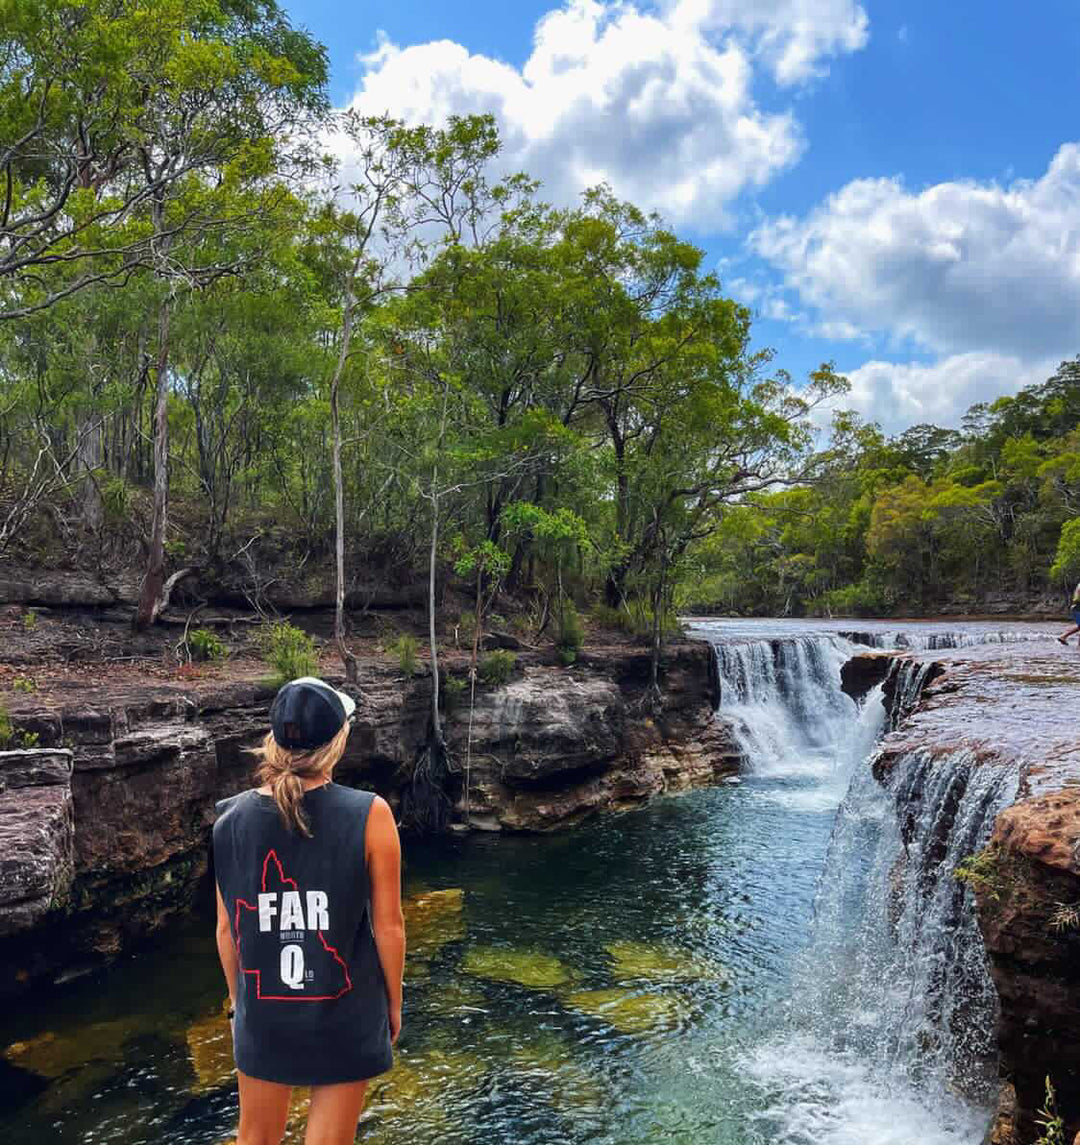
212, 783, 394, 1085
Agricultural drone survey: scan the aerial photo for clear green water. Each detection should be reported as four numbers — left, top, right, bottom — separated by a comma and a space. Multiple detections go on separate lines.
0, 778, 834, 1145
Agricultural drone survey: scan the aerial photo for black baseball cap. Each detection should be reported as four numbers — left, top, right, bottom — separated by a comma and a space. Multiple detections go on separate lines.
270, 676, 357, 751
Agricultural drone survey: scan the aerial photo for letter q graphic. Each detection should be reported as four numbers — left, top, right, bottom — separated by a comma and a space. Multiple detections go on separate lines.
280, 944, 305, 990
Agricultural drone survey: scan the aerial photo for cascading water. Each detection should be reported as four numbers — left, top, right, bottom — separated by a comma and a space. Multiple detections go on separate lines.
749, 748, 1013, 1144
714, 636, 872, 784
842, 628, 1050, 651
886, 657, 940, 731
702, 626, 1010, 1143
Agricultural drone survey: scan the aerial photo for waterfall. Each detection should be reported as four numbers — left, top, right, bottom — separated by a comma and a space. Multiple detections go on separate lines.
749, 749, 1014, 1144
714, 636, 866, 780
840, 628, 1050, 651
886, 657, 939, 731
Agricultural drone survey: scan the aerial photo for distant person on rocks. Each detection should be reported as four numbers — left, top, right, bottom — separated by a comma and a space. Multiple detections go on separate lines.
213, 677, 404, 1145
1058, 582, 1080, 645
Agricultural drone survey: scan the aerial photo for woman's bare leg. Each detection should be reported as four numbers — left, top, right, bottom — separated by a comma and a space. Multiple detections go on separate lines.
1059, 625, 1080, 644
304, 1080, 369, 1145
237, 1070, 293, 1145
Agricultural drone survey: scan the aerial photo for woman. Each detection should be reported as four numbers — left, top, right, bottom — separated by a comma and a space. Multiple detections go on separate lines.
213, 676, 405, 1145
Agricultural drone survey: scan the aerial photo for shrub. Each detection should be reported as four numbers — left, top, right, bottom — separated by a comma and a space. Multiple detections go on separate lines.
1035, 1076, 1065, 1145
591, 600, 679, 639
443, 673, 467, 704
391, 634, 420, 676
101, 477, 132, 524
556, 647, 577, 667
22, 608, 37, 630
258, 622, 318, 686
954, 847, 1004, 901
12, 676, 36, 693
189, 628, 227, 663
0, 703, 38, 749
479, 650, 516, 685
810, 580, 892, 618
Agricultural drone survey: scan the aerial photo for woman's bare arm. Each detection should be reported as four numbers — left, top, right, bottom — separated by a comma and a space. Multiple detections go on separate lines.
215, 882, 239, 1008
366, 795, 405, 1043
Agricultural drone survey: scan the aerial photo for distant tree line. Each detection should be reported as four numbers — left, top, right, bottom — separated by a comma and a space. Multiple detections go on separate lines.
682, 362, 1080, 616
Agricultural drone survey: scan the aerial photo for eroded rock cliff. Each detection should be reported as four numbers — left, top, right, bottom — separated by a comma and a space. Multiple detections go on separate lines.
0, 642, 735, 996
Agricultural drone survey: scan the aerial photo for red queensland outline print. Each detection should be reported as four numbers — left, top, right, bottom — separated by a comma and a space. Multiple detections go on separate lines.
234, 849, 353, 1002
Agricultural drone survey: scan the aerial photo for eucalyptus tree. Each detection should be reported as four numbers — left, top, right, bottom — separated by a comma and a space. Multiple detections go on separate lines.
125, 1, 329, 628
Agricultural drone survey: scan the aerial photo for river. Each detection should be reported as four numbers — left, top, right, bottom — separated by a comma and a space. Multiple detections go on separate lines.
0, 619, 1058, 1143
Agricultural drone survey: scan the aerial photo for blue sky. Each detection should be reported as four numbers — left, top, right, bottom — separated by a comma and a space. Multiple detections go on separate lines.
287, 0, 1080, 433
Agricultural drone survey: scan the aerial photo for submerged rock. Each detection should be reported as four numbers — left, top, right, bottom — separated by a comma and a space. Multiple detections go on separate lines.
562, 987, 685, 1034
604, 939, 727, 985
463, 945, 574, 989
402, 888, 465, 963
185, 1010, 234, 1095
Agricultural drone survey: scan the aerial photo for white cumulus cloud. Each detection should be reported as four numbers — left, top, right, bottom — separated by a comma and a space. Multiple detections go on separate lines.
750, 144, 1080, 361
337, 0, 868, 227
830, 352, 1057, 436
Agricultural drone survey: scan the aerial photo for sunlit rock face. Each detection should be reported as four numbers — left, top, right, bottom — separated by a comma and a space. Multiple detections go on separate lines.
0, 749, 73, 938
975, 789, 1080, 1143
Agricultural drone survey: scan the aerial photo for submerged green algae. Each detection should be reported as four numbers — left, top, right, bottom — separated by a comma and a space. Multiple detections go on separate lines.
463, 945, 574, 989
561, 987, 686, 1034
604, 939, 728, 985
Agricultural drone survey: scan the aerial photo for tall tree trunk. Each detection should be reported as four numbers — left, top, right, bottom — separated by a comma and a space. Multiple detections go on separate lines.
428, 488, 442, 742
134, 299, 172, 630
76, 413, 104, 531
649, 540, 668, 697
427, 381, 450, 745
330, 290, 358, 682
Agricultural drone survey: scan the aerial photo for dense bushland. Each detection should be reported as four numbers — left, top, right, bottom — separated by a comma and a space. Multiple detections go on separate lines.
682, 364, 1080, 616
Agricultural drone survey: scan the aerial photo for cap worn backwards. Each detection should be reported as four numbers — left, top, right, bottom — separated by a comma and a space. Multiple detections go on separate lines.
270, 676, 357, 752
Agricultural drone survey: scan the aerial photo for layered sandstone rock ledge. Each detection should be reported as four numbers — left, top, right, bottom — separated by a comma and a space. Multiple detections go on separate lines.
860, 646, 1080, 1145
0, 642, 736, 997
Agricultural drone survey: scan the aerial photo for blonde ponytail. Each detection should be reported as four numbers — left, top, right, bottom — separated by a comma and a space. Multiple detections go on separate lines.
250, 723, 351, 836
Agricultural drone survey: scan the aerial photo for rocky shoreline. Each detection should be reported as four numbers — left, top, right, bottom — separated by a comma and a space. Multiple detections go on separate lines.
0, 641, 737, 998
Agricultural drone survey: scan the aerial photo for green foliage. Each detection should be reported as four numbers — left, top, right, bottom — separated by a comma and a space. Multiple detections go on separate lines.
479, 650, 517, 685
1035, 1076, 1066, 1145
593, 600, 680, 639
556, 598, 585, 662
1050, 517, 1080, 585
22, 609, 37, 630
258, 622, 318, 686
954, 848, 1004, 902
11, 676, 36, 693
391, 634, 420, 676
188, 628, 226, 663
5, 6, 1076, 631
102, 478, 133, 525
0, 702, 39, 749
810, 580, 892, 618
443, 673, 467, 704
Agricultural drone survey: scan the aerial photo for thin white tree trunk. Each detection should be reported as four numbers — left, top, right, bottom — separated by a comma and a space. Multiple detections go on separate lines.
134, 298, 172, 630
